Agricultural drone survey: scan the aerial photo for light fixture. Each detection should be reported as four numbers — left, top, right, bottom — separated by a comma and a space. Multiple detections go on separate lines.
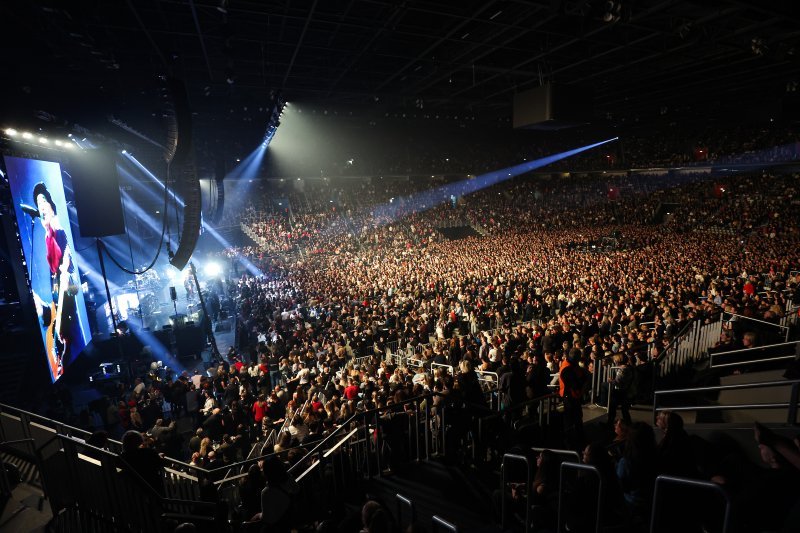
22, 132, 33, 139
4, 128, 18, 136
38, 137, 49, 144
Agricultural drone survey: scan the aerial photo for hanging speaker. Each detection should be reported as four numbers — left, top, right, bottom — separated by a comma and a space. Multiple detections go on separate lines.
162, 77, 201, 271
212, 157, 226, 224
70, 148, 125, 237
169, 286, 177, 301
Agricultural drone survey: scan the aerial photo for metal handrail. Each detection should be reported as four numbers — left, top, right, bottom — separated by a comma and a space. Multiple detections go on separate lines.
557, 462, 602, 533
287, 393, 434, 476
723, 312, 788, 330
431, 362, 454, 375
709, 340, 800, 368
651, 318, 698, 392
650, 475, 731, 533
432, 515, 459, 533
477, 393, 558, 445
655, 379, 800, 396
531, 447, 580, 463
396, 493, 415, 529
711, 355, 797, 369
653, 379, 800, 424
501, 453, 532, 533
294, 427, 360, 482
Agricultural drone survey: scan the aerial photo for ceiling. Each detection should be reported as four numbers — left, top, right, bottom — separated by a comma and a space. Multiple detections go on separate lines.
1, 0, 798, 141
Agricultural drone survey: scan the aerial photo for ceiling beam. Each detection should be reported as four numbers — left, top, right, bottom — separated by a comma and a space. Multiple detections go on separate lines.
282, 0, 318, 88
407, 8, 556, 97
187, 0, 214, 81
373, 0, 499, 92
325, 2, 408, 97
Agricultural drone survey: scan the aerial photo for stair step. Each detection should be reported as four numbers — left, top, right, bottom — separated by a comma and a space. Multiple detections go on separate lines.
0, 451, 41, 488
718, 369, 792, 423
365, 461, 501, 532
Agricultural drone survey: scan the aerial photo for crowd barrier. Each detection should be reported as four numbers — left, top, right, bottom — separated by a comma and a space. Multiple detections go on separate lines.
4, 391, 522, 530
501, 453, 733, 533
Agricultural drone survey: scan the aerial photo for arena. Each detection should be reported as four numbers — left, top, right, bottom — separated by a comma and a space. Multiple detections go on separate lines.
0, 2, 799, 532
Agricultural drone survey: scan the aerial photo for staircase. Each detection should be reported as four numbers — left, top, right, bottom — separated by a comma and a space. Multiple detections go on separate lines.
366, 461, 499, 532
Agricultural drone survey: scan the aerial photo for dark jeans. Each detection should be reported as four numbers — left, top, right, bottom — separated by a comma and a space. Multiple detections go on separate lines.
607, 389, 631, 425
562, 395, 585, 452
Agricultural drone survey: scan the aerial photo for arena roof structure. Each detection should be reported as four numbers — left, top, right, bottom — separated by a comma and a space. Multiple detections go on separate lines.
1, 1, 798, 133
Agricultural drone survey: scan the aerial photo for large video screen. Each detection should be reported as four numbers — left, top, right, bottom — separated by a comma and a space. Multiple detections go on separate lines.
4, 156, 91, 382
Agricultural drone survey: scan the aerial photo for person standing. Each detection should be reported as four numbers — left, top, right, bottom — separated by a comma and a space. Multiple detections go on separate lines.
606, 354, 633, 426
30, 182, 78, 379
559, 349, 587, 452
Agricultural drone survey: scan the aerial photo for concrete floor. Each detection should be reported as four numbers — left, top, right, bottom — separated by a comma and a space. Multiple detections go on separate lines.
0, 483, 51, 533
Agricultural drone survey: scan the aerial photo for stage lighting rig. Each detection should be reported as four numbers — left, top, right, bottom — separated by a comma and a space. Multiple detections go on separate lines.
262, 92, 286, 148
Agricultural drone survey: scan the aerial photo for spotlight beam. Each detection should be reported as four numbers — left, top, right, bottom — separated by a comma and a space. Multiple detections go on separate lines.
124, 152, 264, 277
373, 137, 619, 222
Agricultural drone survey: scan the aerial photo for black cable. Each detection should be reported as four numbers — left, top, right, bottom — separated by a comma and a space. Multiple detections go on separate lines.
100, 158, 172, 275
172, 163, 182, 240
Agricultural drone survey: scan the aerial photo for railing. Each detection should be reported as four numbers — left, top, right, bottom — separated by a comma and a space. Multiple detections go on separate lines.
655, 316, 723, 378
364, 318, 543, 369
723, 311, 790, 343
0, 403, 121, 454
709, 340, 800, 369
650, 475, 731, 533
557, 462, 602, 533
501, 454, 735, 533
477, 395, 559, 454
780, 303, 800, 334
39, 434, 217, 532
432, 514, 459, 533
431, 362, 454, 375
0, 437, 47, 504
396, 493, 415, 529
590, 357, 616, 407
501, 453, 532, 533
476, 370, 500, 410
653, 379, 800, 425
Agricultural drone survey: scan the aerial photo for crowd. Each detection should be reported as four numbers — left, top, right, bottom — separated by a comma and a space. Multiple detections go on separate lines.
62, 137, 800, 532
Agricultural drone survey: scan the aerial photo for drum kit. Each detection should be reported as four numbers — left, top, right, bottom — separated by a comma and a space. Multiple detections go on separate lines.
109, 269, 165, 328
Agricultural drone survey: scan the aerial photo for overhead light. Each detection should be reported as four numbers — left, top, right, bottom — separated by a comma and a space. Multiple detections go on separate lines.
4, 128, 18, 136
22, 132, 33, 139
121, 149, 127, 154
38, 137, 49, 144
54, 140, 63, 146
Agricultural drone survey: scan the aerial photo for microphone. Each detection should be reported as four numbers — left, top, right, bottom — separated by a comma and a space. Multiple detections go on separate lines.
20, 204, 40, 218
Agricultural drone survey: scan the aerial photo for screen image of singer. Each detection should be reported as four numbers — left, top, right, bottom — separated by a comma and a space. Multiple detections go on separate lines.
4, 156, 91, 382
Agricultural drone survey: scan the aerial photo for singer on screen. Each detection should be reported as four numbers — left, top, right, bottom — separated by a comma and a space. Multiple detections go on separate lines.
30, 181, 78, 379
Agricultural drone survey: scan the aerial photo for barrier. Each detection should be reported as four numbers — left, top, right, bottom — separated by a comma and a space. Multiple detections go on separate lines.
396, 493, 415, 529
709, 340, 800, 369
501, 453, 532, 533
557, 462, 602, 533
432, 515, 459, 533
654, 315, 723, 380
653, 379, 800, 425
650, 475, 731, 533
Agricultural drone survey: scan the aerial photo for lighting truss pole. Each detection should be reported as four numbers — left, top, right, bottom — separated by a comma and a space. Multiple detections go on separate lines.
189, 262, 220, 361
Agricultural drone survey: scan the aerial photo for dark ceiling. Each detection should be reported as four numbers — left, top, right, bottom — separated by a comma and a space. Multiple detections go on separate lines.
1, 0, 799, 141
